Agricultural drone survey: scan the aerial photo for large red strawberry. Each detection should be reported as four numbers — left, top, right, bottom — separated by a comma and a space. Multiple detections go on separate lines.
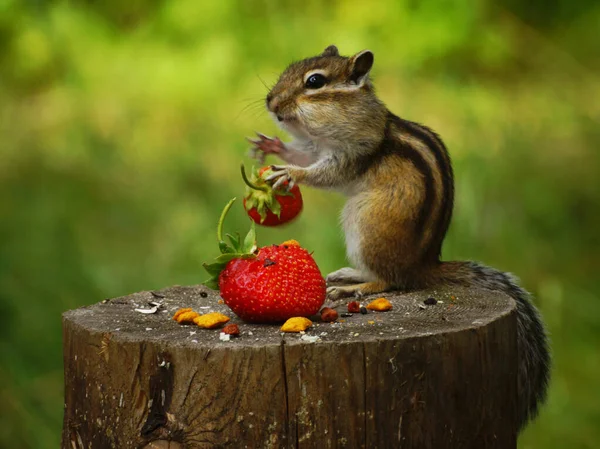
203, 199, 325, 323
241, 165, 303, 226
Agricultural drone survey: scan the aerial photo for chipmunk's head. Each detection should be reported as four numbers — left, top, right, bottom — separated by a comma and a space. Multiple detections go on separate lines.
266, 45, 386, 142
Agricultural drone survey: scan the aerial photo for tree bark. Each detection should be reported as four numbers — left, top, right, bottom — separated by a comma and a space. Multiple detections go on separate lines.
62, 284, 517, 449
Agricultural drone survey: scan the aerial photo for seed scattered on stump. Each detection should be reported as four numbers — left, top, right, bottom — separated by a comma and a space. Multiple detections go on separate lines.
193, 312, 230, 329
173, 308, 200, 324
424, 297, 438, 306
281, 317, 312, 333
360, 306, 368, 314
200, 291, 208, 298
340, 313, 353, 318
347, 301, 361, 313
173, 308, 192, 320
320, 307, 338, 322
366, 297, 393, 312
222, 324, 240, 336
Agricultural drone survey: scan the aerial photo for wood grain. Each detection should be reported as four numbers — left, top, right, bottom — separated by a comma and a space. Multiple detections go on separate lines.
62, 284, 517, 448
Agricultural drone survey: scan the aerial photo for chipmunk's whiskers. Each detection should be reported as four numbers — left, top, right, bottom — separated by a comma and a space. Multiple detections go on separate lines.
234, 97, 267, 122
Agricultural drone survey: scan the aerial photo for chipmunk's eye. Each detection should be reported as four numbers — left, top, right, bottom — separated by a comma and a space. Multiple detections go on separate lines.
305, 73, 327, 89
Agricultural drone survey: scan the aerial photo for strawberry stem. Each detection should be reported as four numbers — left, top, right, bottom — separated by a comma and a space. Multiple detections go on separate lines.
241, 164, 269, 192
217, 197, 237, 244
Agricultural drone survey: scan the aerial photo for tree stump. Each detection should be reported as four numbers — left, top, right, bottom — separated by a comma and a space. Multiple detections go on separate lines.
62, 284, 517, 449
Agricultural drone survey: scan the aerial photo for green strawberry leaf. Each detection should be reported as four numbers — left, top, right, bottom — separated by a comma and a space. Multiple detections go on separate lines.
241, 163, 287, 223
274, 189, 294, 197
219, 240, 234, 254
258, 206, 267, 223
203, 262, 226, 277
202, 277, 220, 290
215, 253, 243, 264
264, 195, 273, 210
226, 233, 241, 252
242, 221, 256, 253
203, 196, 258, 289
269, 199, 282, 219
244, 195, 257, 211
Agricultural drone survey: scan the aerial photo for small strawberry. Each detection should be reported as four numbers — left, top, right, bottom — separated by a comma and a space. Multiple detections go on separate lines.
203, 199, 325, 323
241, 164, 303, 226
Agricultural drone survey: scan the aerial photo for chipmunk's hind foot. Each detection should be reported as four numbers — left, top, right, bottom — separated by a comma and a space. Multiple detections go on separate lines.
326, 267, 373, 286
326, 280, 391, 301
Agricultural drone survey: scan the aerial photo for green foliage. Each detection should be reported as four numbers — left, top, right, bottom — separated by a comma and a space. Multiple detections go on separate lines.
202, 198, 257, 289
1, 0, 599, 447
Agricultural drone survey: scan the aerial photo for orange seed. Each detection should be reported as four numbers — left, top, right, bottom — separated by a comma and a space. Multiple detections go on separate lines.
173, 308, 200, 324
193, 312, 230, 329
173, 308, 192, 321
281, 317, 312, 333
366, 298, 393, 312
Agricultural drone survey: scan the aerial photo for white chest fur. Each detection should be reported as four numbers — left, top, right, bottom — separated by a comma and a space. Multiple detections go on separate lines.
341, 195, 366, 271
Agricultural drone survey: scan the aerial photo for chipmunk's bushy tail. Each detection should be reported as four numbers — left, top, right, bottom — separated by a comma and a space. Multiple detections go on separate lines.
439, 261, 551, 431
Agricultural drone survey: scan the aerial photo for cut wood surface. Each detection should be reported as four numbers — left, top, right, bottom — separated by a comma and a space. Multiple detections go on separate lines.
62, 284, 518, 449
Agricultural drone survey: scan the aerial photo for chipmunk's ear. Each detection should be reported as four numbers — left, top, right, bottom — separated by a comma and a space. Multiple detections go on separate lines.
321, 45, 339, 57
349, 50, 374, 85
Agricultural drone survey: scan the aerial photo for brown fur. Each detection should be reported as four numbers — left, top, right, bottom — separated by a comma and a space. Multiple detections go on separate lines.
257, 46, 549, 432
264, 47, 453, 291
360, 156, 426, 282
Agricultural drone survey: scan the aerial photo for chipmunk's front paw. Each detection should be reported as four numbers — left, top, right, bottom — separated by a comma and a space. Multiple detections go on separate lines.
247, 133, 285, 163
326, 285, 362, 301
265, 165, 300, 191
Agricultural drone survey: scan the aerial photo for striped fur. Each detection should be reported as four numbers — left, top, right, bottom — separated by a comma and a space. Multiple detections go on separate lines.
260, 46, 550, 431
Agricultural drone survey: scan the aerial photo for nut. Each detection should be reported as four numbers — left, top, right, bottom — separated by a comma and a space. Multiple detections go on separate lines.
347, 301, 361, 313
320, 307, 339, 323
193, 312, 230, 329
173, 308, 200, 324
222, 324, 240, 336
366, 297, 393, 312
173, 308, 192, 320
281, 317, 312, 333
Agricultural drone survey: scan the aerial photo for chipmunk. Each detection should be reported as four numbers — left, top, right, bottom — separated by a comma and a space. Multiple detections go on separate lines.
248, 45, 550, 431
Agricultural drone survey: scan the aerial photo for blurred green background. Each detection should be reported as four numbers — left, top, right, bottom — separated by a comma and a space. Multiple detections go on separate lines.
1, 0, 599, 447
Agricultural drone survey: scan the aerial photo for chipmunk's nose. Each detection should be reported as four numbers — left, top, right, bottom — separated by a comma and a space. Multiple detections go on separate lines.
267, 93, 288, 121
271, 101, 284, 121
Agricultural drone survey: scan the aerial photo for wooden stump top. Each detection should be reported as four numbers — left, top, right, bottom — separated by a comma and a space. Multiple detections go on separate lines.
63, 285, 518, 449
64, 284, 514, 347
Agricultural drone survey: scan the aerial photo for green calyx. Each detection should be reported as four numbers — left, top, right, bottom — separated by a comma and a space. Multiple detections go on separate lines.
202, 197, 257, 290
241, 164, 292, 223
